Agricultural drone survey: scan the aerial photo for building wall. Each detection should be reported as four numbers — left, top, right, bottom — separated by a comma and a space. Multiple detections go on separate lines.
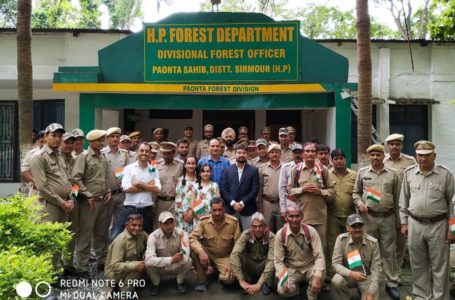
1, 31, 455, 193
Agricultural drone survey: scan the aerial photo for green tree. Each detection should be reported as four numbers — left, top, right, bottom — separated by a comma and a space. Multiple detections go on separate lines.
104, 0, 142, 30
76, 0, 102, 29
430, 0, 455, 40
32, 0, 78, 28
0, 0, 17, 27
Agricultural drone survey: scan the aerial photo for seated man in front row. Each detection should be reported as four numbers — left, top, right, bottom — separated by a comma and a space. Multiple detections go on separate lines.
331, 214, 381, 300
145, 211, 192, 296
190, 197, 241, 291
274, 205, 325, 299
104, 214, 148, 293
230, 212, 275, 295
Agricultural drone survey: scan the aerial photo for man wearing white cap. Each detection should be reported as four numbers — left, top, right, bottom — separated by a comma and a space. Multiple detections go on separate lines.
145, 211, 192, 296
353, 144, 400, 300
383, 133, 416, 284
257, 143, 282, 232
119, 135, 137, 163
400, 141, 455, 300
71, 128, 85, 157
102, 127, 131, 238
250, 138, 269, 167
72, 129, 112, 278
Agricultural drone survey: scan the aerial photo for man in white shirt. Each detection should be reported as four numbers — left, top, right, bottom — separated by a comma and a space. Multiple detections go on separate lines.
110, 142, 161, 241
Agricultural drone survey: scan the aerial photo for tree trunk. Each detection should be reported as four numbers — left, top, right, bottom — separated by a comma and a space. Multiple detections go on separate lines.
17, 0, 33, 159
356, 0, 372, 168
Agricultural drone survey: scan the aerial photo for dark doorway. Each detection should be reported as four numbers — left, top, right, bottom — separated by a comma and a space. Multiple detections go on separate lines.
266, 110, 301, 141
203, 110, 255, 139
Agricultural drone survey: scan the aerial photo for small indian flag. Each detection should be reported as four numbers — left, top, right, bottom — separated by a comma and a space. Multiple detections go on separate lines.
180, 235, 189, 256
347, 249, 363, 269
366, 188, 381, 204
191, 198, 205, 215
449, 219, 455, 234
115, 167, 124, 181
70, 185, 79, 201
278, 267, 289, 287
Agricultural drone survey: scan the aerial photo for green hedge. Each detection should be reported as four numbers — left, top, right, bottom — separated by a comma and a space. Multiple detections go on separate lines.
0, 194, 73, 299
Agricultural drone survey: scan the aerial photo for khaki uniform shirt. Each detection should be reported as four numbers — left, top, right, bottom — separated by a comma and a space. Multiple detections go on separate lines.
384, 153, 416, 186
187, 138, 198, 157
60, 152, 75, 178
196, 139, 209, 160
332, 232, 381, 294
353, 166, 399, 213
230, 230, 275, 285
30, 145, 72, 206
21, 147, 40, 173
400, 163, 455, 224
274, 224, 325, 278
190, 214, 241, 258
156, 159, 183, 199
102, 146, 130, 191
105, 229, 148, 276
250, 156, 269, 168
145, 227, 190, 271
127, 151, 137, 164
328, 168, 357, 218
224, 148, 235, 159
72, 148, 111, 198
258, 162, 282, 209
281, 146, 293, 164
287, 162, 334, 224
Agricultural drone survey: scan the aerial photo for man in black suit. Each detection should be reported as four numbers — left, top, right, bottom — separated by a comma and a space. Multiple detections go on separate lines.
221, 144, 260, 230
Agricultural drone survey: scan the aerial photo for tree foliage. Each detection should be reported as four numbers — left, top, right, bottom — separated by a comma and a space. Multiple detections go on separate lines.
430, 0, 455, 40
0, 0, 17, 27
200, 0, 398, 39
32, 0, 78, 29
104, 0, 142, 30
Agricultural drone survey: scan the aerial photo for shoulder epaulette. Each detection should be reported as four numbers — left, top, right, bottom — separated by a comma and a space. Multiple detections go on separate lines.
404, 164, 418, 173
437, 165, 451, 172
200, 214, 211, 221
225, 214, 238, 222
364, 233, 378, 244
358, 166, 370, 172
339, 233, 349, 240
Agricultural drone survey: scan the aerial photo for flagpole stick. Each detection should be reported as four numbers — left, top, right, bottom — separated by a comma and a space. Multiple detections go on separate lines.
361, 264, 367, 276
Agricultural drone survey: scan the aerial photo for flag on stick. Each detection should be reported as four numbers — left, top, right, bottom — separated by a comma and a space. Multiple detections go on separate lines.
366, 188, 381, 204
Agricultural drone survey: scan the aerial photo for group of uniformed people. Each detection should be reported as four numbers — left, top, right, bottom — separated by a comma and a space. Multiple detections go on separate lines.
22, 122, 455, 299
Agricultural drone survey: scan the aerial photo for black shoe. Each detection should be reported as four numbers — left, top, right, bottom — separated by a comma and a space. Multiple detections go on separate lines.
75, 271, 90, 280
261, 283, 271, 295
177, 283, 187, 294
194, 283, 207, 292
385, 286, 400, 300
150, 285, 159, 296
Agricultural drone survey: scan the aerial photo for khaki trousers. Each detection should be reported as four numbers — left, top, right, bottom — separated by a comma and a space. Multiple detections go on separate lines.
395, 226, 407, 272
408, 217, 450, 300
39, 201, 71, 269
153, 199, 175, 230
106, 270, 142, 292
240, 253, 274, 286
147, 259, 192, 285
107, 192, 125, 232
66, 201, 79, 269
331, 273, 379, 300
191, 248, 234, 285
363, 213, 398, 287
276, 266, 322, 299
309, 223, 327, 249
76, 201, 109, 272
326, 216, 347, 278
262, 200, 281, 232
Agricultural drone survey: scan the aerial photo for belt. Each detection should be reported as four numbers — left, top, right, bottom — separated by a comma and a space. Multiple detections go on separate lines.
409, 212, 447, 224
124, 205, 152, 212
157, 196, 175, 201
368, 208, 394, 218
92, 195, 104, 202
263, 195, 279, 204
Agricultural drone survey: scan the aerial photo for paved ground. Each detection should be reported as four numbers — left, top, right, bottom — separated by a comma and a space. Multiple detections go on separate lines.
134, 268, 416, 300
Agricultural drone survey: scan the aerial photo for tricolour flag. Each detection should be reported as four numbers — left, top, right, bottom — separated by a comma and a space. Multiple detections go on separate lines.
347, 249, 363, 269
449, 219, 455, 234
191, 198, 205, 215
70, 185, 79, 201
180, 235, 189, 256
366, 188, 381, 204
278, 267, 289, 287
115, 167, 124, 181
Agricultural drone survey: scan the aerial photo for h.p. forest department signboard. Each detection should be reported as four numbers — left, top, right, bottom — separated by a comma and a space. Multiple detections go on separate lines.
144, 21, 300, 83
